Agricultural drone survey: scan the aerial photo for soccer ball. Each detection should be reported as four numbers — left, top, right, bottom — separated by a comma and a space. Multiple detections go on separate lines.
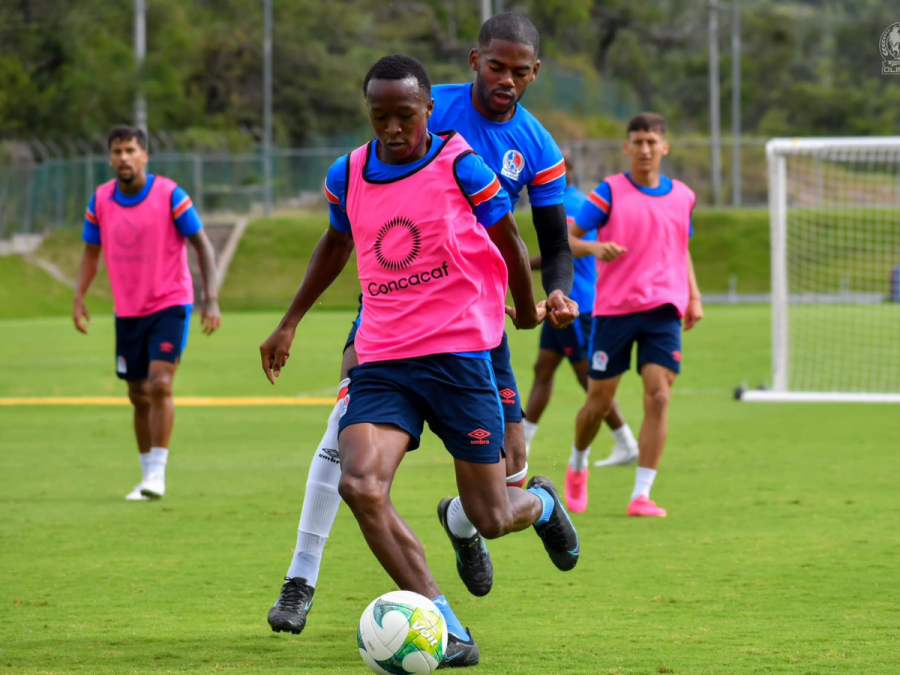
357, 590, 447, 674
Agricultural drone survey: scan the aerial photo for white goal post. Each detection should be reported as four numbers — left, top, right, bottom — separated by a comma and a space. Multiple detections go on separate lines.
741, 137, 900, 403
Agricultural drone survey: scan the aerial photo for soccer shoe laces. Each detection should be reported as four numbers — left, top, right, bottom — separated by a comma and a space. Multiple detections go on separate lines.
277, 577, 312, 612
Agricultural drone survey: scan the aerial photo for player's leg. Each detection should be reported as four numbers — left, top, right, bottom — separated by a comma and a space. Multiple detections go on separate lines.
269, 311, 360, 634
567, 315, 633, 512
125, 380, 151, 501
117, 313, 154, 501
522, 320, 568, 454
594, 396, 640, 468
136, 305, 190, 499
627, 305, 681, 517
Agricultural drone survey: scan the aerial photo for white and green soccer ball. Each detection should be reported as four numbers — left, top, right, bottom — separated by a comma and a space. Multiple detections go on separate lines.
357, 590, 447, 675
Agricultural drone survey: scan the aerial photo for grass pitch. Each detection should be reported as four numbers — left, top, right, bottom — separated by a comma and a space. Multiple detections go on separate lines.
1, 307, 899, 674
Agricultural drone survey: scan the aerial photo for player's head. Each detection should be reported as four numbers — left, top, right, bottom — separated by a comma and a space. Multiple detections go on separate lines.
107, 126, 148, 185
363, 55, 434, 163
470, 12, 540, 116
623, 113, 669, 174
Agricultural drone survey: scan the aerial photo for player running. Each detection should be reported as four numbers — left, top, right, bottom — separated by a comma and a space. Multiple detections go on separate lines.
569, 113, 704, 517
267, 11, 577, 637
521, 149, 639, 514
259, 55, 580, 668
73, 126, 220, 501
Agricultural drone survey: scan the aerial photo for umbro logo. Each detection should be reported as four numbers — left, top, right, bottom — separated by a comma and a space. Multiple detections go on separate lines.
318, 447, 340, 464
468, 429, 491, 445
159, 342, 175, 353
498, 388, 516, 404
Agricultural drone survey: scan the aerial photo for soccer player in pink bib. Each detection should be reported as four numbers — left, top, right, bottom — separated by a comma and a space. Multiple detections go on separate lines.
567, 113, 704, 516
259, 55, 579, 668
73, 126, 220, 501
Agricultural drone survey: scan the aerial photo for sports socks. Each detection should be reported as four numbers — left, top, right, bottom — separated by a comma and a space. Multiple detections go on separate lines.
611, 423, 637, 449
286, 379, 348, 587
147, 447, 168, 479
526, 486, 555, 526
446, 496, 477, 539
522, 419, 538, 455
632, 466, 657, 500
505, 463, 528, 488
431, 595, 468, 640
569, 443, 590, 472
139, 452, 153, 481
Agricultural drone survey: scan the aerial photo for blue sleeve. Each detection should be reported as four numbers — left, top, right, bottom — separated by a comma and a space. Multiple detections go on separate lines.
526, 134, 566, 208
171, 186, 203, 237
454, 152, 511, 228
576, 182, 612, 232
82, 195, 101, 245
690, 217, 693, 237
325, 156, 352, 233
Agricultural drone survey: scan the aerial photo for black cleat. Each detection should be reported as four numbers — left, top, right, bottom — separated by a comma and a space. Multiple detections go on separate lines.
439, 629, 480, 669
267, 577, 315, 634
527, 476, 580, 571
437, 498, 493, 597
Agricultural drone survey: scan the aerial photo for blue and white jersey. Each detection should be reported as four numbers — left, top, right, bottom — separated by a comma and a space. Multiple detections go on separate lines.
428, 83, 566, 211
564, 185, 596, 313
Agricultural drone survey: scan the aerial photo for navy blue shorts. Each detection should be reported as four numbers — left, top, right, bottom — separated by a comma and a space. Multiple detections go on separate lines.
489, 332, 522, 424
588, 304, 682, 380
539, 315, 592, 364
338, 354, 505, 464
344, 296, 521, 425
115, 304, 191, 381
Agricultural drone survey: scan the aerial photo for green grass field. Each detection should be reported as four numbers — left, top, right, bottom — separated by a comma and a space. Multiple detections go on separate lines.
2, 307, 899, 674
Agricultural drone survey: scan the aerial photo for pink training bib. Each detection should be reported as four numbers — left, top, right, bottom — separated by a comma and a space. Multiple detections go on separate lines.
346, 132, 508, 364
593, 173, 694, 317
93, 176, 194, 318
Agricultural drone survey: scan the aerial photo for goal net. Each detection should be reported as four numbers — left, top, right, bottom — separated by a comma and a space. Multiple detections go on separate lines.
742, 137, 900, 403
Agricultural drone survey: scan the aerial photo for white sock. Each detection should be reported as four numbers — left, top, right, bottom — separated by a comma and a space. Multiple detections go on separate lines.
447, 496, 477, 539
632, 466, 657, 500
523, 419, 538, 455
286, 380, 347, 587
506, 463, 528, 487
569, 443, 590, 472
612, 424, 637, 450
139, 453, 153, 481
147, 447, 168, 479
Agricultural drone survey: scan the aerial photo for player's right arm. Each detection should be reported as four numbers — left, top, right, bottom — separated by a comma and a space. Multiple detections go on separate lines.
73, 196, 101, 334
260, 157, 355, 384
573, 181, 626, 263
488, 212, 545, 330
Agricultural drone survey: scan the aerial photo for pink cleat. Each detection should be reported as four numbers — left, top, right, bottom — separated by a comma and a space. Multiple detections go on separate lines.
564, 466, 589, 513
626, 496, 667, 517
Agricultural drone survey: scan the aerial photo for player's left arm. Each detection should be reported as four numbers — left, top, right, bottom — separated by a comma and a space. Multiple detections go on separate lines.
528, 142, 577, 329
172, 186, 221, 335
684, 214, 703, 330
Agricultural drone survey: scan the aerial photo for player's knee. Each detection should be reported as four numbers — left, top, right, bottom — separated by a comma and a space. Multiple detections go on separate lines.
128, 386, 150, 410
147, 375, 173, 401
532, 360, 555, 385
644, 387, 670, 415
338, 471, 387, 512
585, 392, 613, 419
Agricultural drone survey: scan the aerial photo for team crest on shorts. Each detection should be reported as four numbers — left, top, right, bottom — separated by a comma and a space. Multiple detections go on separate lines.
501, 149, 525, 181
117, 356, 127, 374
339, 393, 350, 417
592, 350, 609, 372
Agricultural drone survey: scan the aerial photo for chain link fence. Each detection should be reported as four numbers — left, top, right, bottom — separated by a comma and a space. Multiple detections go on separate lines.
0, 139, 768, 238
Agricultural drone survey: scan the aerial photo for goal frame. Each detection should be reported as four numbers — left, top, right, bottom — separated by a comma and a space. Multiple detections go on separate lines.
741, 137, 900, 404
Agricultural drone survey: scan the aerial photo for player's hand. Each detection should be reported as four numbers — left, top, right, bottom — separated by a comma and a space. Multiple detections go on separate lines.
505, 300, 547, 330
260, 325, 296, 385
201, 298, 221, 336
593, 242, 627, 262
546, 290, 578, 329
684, 296, 704, 331
72, 297, 91, 334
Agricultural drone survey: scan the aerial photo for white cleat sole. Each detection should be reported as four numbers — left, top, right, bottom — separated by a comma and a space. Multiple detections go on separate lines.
125, 487, 149, 501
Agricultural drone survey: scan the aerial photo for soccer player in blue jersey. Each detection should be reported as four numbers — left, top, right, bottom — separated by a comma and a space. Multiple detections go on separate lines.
268, 13, 577, 642
521, 150, 639, 513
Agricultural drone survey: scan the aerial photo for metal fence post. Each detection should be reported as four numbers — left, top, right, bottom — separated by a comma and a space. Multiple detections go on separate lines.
193, 153, 204, 213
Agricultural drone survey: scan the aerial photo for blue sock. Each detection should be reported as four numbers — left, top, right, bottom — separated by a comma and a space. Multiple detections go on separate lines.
527, 486, 555, 526
431, 595, 468, 640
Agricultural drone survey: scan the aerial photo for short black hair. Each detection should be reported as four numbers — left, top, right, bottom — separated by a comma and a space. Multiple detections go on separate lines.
477, 12, 540, 57
107, 125, 147, 150
627, 113, 667, 136
363, 55, 431, 98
